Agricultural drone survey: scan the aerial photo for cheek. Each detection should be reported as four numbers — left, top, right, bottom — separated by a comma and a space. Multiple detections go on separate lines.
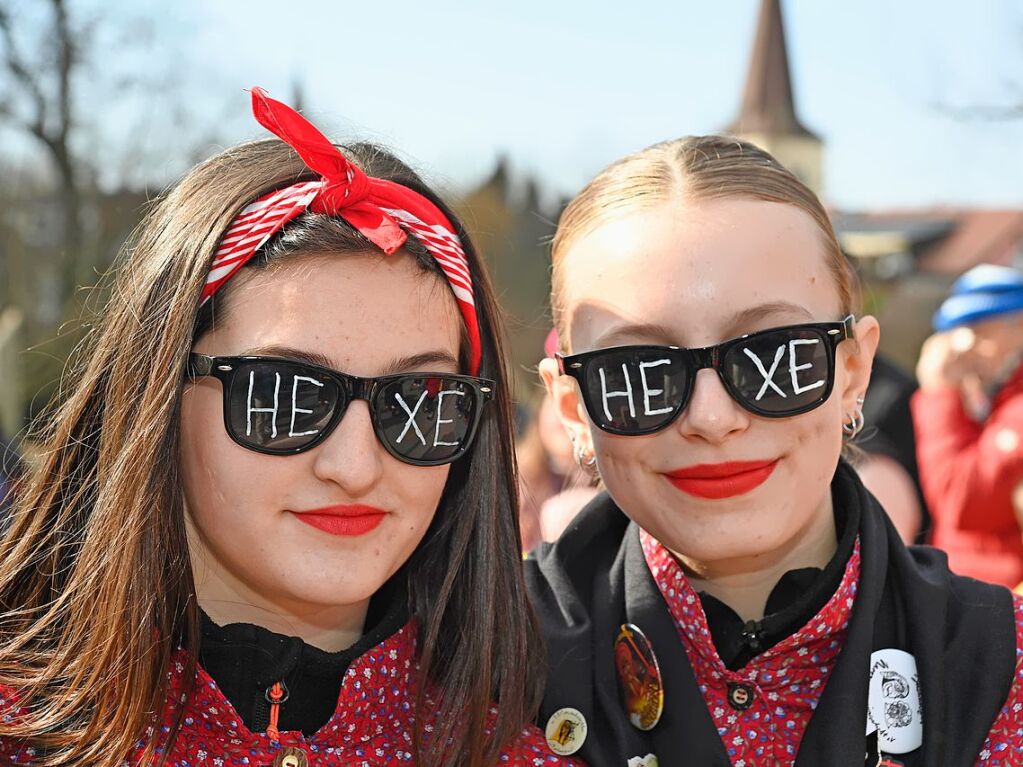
179, 385, 285, 528
179, 385, 224, 505
392, 464, 450, 529
784, 404, 844, 482
591, 432, 629, 464
590, 432, 661, 491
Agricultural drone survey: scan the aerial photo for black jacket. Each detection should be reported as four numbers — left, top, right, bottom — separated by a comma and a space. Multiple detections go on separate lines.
525, 462, 1016, 766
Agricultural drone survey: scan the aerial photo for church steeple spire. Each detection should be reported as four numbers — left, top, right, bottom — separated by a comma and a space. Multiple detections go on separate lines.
729, 0, 815, 137
726, 0, 824, 194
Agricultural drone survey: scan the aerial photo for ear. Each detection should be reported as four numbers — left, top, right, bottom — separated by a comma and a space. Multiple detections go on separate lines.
838, 315, 880, 413
538, 356, 594, 452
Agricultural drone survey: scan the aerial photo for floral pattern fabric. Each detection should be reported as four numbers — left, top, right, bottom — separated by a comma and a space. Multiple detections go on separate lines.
641, 529, 1023, 766
975, 594, 1023, 766
0, 622, 581, 767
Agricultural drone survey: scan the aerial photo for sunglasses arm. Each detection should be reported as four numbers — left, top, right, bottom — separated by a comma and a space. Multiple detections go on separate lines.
186, 353, 215, 379
841, 315, 856, 339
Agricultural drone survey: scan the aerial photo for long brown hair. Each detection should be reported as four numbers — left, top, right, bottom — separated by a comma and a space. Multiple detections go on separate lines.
0, 139, 542, 765
550, 135, 861, 344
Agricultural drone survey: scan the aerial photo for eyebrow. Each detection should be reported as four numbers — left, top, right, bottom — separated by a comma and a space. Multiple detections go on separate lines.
243, 345, 335, 370
588, 302, 815, 350
379, 351, 460, 375
592, 322, 679, 349
239, 345, 460, 375
724, 302, 815, 336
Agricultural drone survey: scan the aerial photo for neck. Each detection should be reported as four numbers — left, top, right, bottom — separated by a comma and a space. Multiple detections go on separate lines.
198, 589, 369, 654
674, 496, 838, 624
188, 524, 368, 653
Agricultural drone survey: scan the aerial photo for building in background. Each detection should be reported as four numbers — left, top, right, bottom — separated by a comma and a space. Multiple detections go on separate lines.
726, 0, 1023, 371
725, 0, 824, 197
457, 0, 1023, 388
4, 0, 1021, 425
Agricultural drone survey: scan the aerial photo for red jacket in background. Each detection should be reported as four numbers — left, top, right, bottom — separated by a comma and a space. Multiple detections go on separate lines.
911, 362, 1023, 587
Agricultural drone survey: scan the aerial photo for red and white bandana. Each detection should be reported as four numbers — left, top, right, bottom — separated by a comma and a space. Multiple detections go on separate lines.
200, 87, 482, 375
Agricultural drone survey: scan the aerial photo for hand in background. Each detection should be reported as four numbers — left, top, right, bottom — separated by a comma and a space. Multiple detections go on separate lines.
916, 329, 977, 391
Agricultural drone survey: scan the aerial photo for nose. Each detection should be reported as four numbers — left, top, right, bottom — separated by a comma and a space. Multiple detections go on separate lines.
674, 369, 750, 443
311, 400, 385, 496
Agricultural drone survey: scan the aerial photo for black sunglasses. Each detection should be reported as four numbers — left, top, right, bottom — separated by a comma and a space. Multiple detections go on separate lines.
186, 354, 494, 466
558, 317, 855, 436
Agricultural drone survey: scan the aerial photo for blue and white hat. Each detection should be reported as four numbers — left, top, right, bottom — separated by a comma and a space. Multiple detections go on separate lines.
933, 264, 1023, 332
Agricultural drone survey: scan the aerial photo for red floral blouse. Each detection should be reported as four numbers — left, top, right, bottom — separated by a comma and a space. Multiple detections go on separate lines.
641, 530, 1023, 766
0, 622, 582, 766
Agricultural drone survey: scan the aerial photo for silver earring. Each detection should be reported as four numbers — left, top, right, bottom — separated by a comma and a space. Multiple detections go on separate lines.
843, 395, 865, 438
574, 444, 598, 471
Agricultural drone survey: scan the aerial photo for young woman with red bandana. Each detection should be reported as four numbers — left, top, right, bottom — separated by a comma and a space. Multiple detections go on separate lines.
0, 89, 583, 767
527, 137, 1023, 766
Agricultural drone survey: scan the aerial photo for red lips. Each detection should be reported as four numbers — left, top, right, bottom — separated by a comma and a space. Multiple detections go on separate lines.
664, 460, 778, 500
291, 504, 387, 536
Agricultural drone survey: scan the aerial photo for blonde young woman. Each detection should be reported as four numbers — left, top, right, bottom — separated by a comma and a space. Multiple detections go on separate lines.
0, 90, 583, 767
526, 137, 1023, 766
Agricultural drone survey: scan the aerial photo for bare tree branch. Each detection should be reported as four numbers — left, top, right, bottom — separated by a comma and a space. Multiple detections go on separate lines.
0, 0, 83, 322
52, 0, 73, 150
934, 102, 1023, 122
0, 4, 48, 138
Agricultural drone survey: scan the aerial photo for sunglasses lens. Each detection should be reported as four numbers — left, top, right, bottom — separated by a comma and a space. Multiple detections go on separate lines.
374, 376, 481, 464
225, 361, 342, 452
722, 327, 833, 415
574, 348, 688, 434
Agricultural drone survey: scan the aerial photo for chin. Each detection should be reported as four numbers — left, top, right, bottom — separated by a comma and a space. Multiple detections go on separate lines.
286, 579, 384, 609
656, 513, 780, 559
681, 539, 779, 567
274, 559, 394, 606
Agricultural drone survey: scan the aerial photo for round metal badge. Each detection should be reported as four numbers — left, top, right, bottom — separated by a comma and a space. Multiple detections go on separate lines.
544, 707, 588, 755
614, 623, 665, 731
271, 748, 308, 767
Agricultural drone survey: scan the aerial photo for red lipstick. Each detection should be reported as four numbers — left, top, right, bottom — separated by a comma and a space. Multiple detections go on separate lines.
664, 460, 778, 500
291, 504, 387, 537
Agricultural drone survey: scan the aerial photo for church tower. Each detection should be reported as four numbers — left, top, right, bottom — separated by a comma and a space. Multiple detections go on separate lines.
726, 0, 823, 195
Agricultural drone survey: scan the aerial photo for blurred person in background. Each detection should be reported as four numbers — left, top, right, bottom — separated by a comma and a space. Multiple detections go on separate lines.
913, 264, 1023, 588
856, 355, 928, 544
517, 330, 599, 551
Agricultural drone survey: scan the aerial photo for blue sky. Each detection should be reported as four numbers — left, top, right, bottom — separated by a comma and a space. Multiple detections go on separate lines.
9, 0, 1023, 210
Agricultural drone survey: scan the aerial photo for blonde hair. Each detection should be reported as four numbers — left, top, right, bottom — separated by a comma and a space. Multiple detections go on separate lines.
550, 135, 859, 343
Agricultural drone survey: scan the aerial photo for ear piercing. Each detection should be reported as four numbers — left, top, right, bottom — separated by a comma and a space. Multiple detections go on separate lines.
843, 395, 866, 438
573, 443, 598, 470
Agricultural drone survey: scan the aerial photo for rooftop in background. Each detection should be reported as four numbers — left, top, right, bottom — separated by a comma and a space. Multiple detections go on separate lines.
835, 209, 1023, 276
719, 0, 1023, 280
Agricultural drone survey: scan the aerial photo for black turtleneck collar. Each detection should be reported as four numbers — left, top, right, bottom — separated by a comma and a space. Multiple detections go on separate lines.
698, 479, 860, 670
198, 575, 409, 736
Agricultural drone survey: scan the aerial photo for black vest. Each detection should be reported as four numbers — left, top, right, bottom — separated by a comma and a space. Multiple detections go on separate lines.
525, 462, 1016, 766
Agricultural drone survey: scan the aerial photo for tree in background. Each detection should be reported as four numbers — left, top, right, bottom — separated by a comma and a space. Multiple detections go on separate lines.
456, 157, 564, 403
0, 0, 221, 426
0, 0, 82, 322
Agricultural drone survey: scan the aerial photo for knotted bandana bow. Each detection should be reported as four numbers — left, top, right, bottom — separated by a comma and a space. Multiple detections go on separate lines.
201, 87, 482, 374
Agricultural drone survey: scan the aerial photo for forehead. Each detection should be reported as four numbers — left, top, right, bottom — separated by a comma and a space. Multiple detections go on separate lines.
205, 251, 462, 374
559, 198, 841, 351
